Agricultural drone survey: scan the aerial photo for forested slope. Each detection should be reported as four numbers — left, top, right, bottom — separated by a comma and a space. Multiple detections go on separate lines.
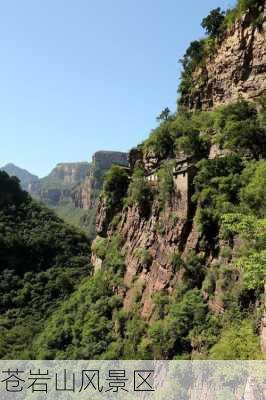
0, 171, 91, 358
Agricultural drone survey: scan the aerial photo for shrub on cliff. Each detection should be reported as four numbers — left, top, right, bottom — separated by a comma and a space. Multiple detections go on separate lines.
91, 236, 108, 258
103, 233, 125, 276
194, 155, 243, 238
240, 160, 266, 217
157, 161, 175, 207
221, 213, 266, 291
134, 247, 153, 267
201, 7, 225, 37
178, 40, 205, 100
126, 167, 152, 208
175, 132, 208, 160
144, 289, 208, 358
180, 40, 205, 74
213, 100, 266, 158
143, 122, 174, 159
237, 0, 264, 13
210, 320, 261, 359
103, 165, 129, 208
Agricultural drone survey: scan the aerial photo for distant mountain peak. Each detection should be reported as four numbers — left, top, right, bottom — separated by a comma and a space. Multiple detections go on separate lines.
0, 163, 39, 191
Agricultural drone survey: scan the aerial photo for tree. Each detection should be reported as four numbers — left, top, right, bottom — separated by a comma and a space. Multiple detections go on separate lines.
201, 8, 225, 37
126, 167, 152, 208
103, 165, 129, 207
213, 100, 266, 158
143, 124, 174, 158
221, 213, 266, 290
210, 320, 261, 359
156, 107, 171, 122
237, 0, 263, 13
240, 161, 266, 217
0, 171, 28, 207
158, 161, 174, 206
180, 40, 204, 71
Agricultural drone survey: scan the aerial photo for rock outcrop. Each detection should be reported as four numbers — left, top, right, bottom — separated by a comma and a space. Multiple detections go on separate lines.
0, 162, 90, 205
28, 162, 90, 206
181, 2, 266, 110
93, 152, 198, 318
73, 151, 128, 209
91, 4, 266, 342
47, 162, 89, 186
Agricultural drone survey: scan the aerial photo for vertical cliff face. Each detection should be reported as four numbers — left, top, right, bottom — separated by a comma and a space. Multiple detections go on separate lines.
180, 2, 266, 110
91, 2, 266, 350
73, 151, 128, 209
47, 162, 90, 185
28, 162, 90, 206
94, 152, 203, 318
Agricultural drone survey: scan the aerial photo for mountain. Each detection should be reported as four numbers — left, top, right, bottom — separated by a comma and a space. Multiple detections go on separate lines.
1, 0, 265, 361
0, 163, 39, 191
86, 0, 266, 360
29, 162, 90, 205
179, 0, 266, 110
72, 151, 128, 209
1, 154, 128, 238
0, 170, 91, 358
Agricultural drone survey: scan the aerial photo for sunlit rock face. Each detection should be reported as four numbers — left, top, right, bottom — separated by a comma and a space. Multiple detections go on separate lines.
181, 3, 266, 110
48, 162, 90, 185
72, 151, 128, 210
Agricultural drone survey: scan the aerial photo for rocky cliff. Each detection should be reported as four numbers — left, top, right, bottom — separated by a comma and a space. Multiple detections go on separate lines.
94, 151, 205, 318
72, 151, 128, 209
46, 162, 90, 186
91, 1, 266, 357
180, 1, 266, 110
28, 162, 90, 206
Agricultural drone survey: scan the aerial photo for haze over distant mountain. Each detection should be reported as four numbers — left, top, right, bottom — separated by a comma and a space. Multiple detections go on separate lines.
0, 153, 128, 238
0, 163, 39, 191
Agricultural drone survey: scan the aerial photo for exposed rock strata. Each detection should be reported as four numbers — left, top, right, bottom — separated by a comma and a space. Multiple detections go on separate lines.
47, 162, 89, 185
181, 4, 266, 110
73, 151, 128, 209
94, 153, 198, 319
92, 6, 266, 353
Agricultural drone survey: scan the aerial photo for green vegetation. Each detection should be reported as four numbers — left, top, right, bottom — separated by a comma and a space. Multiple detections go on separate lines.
222, 213, 266, 290
142, 290, 208, 359
158, 161, 174, 206
201, 8, 225, 37
169, 251, 185, 272
103, 165, 129, 209
126, 167, 152, 209
134, 248, 153, 267
2, 0, 266, 361
3, 95, 265, 361
156, 107, 171, 122
52, 204, 96, 239
213, 100, 266, 158
143, 121, 174, 159
209, 320, 261, 359
34, 272, 123, 359
240, 161, 266, 217
91, 236, 108, 258
0, 171, 91, 358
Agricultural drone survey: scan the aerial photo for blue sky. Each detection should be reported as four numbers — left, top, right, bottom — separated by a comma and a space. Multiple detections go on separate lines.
0, 0, 233, 177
